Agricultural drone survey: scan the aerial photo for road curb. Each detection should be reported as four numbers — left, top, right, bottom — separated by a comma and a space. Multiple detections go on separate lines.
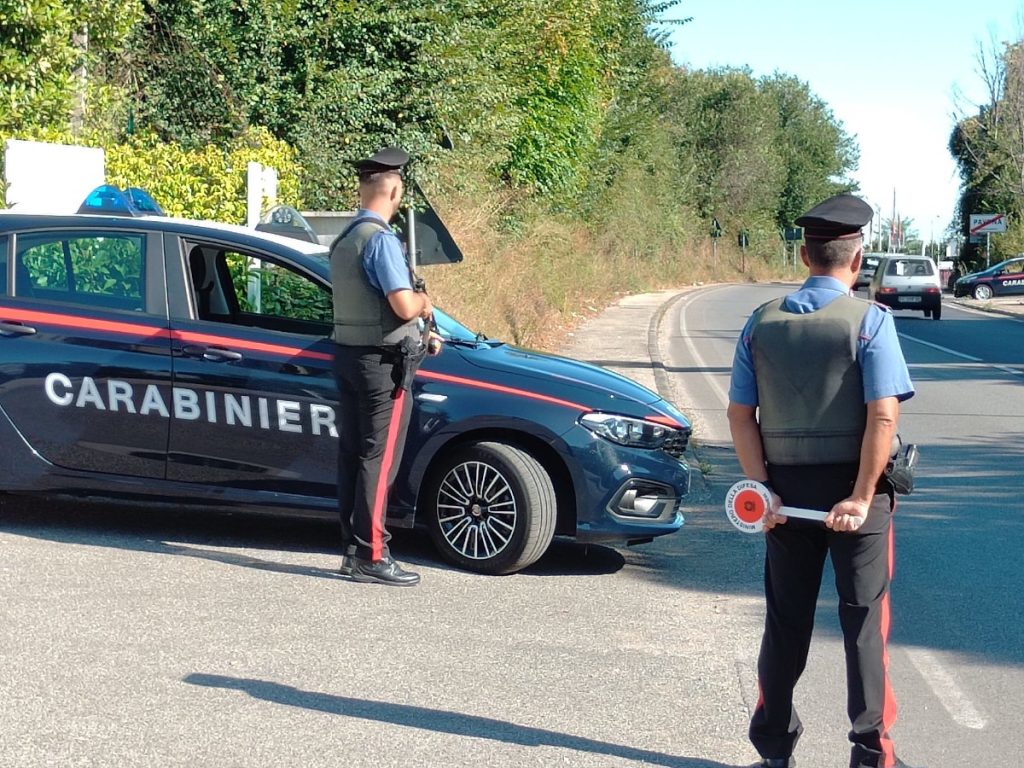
647, 290, 690, 403
949, 296, 1024, 320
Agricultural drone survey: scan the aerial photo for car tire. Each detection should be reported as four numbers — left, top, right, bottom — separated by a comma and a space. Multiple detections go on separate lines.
923, 309, 931, 318
424, 441, 557, 575
973, 284, 993, 300
932, 304, 942, 320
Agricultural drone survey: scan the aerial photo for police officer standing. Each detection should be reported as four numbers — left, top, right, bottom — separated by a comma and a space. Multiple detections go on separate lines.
331, 146, 435, 587
727, 194, 918, 768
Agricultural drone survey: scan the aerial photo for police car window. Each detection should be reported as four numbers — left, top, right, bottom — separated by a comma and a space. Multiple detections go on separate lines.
221, 250, 332, 326
15, 232, 145, 311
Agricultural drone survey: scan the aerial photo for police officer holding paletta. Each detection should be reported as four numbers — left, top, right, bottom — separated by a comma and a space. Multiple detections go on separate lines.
330, 146, 439, 587
727, 194, 920, 768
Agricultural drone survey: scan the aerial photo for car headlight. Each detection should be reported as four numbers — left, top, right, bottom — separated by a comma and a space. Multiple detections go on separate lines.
579, 412, 681, 450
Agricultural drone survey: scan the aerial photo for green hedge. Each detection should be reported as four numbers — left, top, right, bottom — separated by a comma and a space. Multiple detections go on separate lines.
2, 127, 303, 221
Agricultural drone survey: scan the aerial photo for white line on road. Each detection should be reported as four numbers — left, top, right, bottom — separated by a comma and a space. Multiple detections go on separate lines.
675, 287, 733, 408
904, 648, 988, 730
897, 332, 1024, 377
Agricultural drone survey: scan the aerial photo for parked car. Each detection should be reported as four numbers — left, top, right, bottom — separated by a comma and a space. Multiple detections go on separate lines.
854, 252, 884, 290
868, 254, 943, 319
953, 256, 1024, 300
0, 196, 692, 575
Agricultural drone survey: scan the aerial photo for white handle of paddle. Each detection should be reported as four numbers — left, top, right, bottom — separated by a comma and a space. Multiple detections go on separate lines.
777, 504, 828, 522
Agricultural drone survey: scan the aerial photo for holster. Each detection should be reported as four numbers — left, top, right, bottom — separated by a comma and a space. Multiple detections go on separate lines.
884, 436, 919, 495
392, 336, 428, 397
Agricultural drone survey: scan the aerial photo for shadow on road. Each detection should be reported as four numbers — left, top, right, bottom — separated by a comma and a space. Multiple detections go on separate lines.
0, 497, 625, 578
184, 673, 737, 768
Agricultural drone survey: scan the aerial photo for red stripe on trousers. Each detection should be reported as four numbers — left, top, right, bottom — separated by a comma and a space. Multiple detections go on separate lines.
370, 389, 406, 561
880, 519, 898, 767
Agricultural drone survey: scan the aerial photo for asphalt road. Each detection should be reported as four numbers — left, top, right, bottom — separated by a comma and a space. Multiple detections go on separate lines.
1, 285, 1019, 768
660, 284, 1024, 767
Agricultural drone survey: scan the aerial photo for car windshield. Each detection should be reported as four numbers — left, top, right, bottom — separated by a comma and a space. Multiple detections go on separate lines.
434, 308, 489, 342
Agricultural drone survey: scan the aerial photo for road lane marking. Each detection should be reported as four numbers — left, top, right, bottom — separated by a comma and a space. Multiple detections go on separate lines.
675, 287, 733, 409
897, 332, 1024, 377
904, 648, 987, 730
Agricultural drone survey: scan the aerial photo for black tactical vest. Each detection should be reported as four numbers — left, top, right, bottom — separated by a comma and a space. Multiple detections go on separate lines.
329, 218, 419, 347
750, 294, 871, 465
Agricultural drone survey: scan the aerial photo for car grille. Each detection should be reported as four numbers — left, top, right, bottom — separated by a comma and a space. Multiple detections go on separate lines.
662, 429, 689, 459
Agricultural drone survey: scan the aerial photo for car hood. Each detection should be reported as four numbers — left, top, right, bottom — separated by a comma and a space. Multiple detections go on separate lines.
458, 343, 664, 408
959, 270, 991, 281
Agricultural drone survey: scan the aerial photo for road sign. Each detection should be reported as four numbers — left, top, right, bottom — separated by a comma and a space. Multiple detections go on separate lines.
783, 227, 803, 242
969, 213, 1007, 234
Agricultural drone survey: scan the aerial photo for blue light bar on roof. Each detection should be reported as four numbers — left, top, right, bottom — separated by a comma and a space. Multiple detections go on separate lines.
77, 185, 165, 217
125, 187, 165, 216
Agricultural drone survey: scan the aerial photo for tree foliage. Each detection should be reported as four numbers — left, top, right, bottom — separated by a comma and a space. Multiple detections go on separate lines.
0, 0, 142, 132
3, 0, 857, 258
950, 41, 1024, 262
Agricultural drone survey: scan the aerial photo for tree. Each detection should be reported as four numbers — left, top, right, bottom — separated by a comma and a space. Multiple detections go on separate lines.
949, 39, 1024, 261
0, 0, 142, 132
760, 73, 858, 228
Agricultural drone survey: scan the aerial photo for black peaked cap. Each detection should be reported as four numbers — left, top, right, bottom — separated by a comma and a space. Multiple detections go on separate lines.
353, 146, 409, 176
795, 193, 872, 241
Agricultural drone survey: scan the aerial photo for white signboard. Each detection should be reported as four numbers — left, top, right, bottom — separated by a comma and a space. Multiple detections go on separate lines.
969, 213, 1007, 234
3, 139, 104, 213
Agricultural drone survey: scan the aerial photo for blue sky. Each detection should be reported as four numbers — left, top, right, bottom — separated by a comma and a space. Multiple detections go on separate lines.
668, 0, 1024, 242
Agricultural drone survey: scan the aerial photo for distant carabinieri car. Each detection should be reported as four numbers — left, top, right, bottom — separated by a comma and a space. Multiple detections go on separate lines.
0, 187, 693, 574
953, 255, 1024, 301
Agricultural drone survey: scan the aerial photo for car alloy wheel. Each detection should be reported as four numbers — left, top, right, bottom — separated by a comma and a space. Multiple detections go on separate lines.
425, 441, 556, 574
973, 283, 993, 300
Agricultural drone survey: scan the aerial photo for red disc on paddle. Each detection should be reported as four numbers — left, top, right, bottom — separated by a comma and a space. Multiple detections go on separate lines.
734, 488, 766, 524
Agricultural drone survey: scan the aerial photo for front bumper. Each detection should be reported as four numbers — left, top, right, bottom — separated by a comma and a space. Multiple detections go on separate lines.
562, 424, 690, 543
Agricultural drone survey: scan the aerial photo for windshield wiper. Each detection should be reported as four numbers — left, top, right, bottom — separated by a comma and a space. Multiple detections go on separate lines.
443, 336, 484, 348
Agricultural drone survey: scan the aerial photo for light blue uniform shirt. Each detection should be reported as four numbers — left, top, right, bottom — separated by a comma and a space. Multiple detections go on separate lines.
352, 209, 413, 295
729, 276, 915, 407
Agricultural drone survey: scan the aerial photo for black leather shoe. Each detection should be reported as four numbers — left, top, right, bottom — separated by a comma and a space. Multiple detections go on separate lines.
754, 759, 795, 768
350, 555, 421, 586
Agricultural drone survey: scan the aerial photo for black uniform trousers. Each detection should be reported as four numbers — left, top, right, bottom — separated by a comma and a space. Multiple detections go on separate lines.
333, 345, 413, 562
750, 463, 897, 768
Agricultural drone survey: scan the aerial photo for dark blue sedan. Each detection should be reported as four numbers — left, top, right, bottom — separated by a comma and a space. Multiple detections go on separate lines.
0, 208, 692, 574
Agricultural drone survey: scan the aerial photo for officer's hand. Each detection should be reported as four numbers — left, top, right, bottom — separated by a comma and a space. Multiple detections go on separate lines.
825, 498, 870, 532
762, 490, 787, 531
427, 331, 444, 356
420, 294, 434, 320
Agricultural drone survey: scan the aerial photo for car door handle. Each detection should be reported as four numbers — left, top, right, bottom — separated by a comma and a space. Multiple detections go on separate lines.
0, 321, 37, 337
182, 344, 243, 362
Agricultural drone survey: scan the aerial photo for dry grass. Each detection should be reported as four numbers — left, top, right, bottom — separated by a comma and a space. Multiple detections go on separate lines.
420, 170, 803, 352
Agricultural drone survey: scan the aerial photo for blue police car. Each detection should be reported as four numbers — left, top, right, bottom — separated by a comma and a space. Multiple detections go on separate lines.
0, 189, 691, 574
